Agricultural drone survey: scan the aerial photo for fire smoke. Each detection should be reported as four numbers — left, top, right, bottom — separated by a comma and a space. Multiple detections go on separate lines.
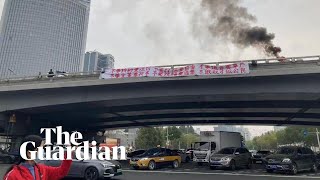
197, 0, 282, 58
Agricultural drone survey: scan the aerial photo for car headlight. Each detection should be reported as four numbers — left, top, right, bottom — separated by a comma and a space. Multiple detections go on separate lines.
221, 157, 231, 162
102, 163, 110, 168
282, 158, 291, 163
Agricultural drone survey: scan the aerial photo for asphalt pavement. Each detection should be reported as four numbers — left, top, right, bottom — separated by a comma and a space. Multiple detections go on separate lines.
1, 162, 320, 180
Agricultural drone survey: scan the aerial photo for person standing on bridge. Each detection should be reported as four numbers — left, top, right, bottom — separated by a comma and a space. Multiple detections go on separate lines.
3, 135, 72, 180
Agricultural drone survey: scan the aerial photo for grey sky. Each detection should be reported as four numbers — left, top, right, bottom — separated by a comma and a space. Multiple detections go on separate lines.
84, 0, 320, 68
0, 0, 318, 136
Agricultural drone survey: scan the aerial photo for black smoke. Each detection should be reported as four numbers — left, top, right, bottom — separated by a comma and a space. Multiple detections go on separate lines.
198, 0, 282, 57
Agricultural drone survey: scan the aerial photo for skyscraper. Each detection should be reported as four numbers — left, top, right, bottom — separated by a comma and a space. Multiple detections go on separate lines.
0, 0, 91, 78
82, 51, 114, 73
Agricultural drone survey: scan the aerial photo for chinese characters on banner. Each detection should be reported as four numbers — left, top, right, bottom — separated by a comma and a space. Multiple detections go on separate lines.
99, 62, 249, 79
101, 67, 152, 79
198, 62, 250, 76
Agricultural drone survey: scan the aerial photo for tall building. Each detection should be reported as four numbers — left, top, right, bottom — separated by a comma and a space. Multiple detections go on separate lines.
82, 51, 114, 72
0, 0, 91, 78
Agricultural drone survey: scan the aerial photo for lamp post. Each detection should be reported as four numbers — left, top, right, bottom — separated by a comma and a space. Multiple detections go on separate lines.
316, 128, 320, 151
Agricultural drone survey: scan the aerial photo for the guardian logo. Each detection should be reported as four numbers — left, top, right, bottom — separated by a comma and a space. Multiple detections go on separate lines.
20, 126, 126, 161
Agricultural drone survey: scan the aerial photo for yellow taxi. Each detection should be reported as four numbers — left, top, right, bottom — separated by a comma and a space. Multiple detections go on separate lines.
129, 148, 181, 170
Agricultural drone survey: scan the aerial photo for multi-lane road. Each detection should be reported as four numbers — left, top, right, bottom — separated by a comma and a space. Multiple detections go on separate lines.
1, 162, 320, 180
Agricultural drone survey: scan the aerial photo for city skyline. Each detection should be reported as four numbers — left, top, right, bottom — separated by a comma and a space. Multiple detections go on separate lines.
0, 0, 90, 78
0, 0, 316, 137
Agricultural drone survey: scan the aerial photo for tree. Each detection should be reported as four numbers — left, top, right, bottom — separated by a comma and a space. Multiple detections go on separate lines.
179, 133, 200, 149
167, 126, 182, 141
247, 126, 320, 150
135, 127, 164, 149
178, 126, 195, 134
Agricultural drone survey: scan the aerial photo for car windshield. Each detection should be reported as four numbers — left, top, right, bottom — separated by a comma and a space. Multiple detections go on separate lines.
194, 142, 210, 151
276, 147, 295, 155
143, 148, 163, 156
218, 148, 236, 154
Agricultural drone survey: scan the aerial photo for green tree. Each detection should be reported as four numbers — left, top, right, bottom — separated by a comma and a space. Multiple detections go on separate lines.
179, 126, 195, 134
135, 127, 164, 149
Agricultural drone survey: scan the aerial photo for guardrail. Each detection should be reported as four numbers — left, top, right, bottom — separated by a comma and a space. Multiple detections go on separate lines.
0, 55, 319, 84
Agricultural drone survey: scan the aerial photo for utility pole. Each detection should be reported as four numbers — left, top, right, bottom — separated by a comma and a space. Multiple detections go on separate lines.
166, 127, 169, 148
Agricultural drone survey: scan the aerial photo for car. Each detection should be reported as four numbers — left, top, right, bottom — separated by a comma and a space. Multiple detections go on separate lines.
129, 148, 181, 170
316, 152, 320, 169
37, 150, 122, 180
249, 150, 257, 156
209, 147, 252, 170
127, 149, 146, 160
56, 71, 68, 77
0, 149, 16, 164
172, 149, 191, 163
252, 150, 272, 164
265, 146, 317, 175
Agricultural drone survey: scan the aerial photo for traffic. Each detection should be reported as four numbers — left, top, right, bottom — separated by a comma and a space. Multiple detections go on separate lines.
1, 130, 320, 179
125, 130, 320, 177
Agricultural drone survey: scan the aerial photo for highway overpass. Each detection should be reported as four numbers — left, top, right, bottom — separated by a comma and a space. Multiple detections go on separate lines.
0, 56, 320, 135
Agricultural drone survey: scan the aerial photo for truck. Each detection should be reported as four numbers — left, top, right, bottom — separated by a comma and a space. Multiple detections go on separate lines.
193, 131, 242, 165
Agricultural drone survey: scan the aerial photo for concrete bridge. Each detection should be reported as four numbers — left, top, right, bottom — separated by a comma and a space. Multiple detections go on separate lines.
0, 55, 320, 136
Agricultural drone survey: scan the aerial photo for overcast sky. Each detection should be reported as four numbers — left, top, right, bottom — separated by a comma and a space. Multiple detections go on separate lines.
1, 0, 318, 136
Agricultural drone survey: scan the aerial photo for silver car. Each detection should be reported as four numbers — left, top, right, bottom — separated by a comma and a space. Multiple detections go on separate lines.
37, 150, 122, 180
209, 147, 252, 170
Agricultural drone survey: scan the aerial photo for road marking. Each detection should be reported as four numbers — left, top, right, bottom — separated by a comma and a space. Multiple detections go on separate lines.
122, 170, 320, 179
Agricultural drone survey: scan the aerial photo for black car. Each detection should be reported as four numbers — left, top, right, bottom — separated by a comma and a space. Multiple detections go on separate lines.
265, 146, 317, 175
316, 152, 320, 168
127, 149, 146, 160
252, 150, 271, 164
0, 149, 16, 164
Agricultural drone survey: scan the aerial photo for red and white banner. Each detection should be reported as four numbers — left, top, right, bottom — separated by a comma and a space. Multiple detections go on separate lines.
198, 62, 249, 76
100, 67, 152, 79
99, 62, 249, 79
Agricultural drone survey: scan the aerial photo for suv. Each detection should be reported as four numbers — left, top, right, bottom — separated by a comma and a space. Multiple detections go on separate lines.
130, 148, 181, 170
265, 146, 317, 175
209, 147, 252, 170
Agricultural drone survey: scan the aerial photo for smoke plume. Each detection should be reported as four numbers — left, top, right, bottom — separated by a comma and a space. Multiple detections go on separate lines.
195, 0, 282, 58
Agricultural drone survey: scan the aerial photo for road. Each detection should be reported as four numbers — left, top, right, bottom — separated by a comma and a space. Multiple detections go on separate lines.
1, 162, 319, 180
117, 171, 320, 180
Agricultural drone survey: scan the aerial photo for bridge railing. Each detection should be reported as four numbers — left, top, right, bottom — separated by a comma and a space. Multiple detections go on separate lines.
0, 55, 319, 84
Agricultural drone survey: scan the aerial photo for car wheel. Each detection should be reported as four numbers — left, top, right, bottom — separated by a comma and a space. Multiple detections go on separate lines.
310, 163, 317, 173
246, 159, 252, 169
172, 160, 179, 168
148, 160, 156, 170
290, 163, 298, 175
229, 160, 236, 171
185, 156, 190, 163
84, 167, 99, 180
